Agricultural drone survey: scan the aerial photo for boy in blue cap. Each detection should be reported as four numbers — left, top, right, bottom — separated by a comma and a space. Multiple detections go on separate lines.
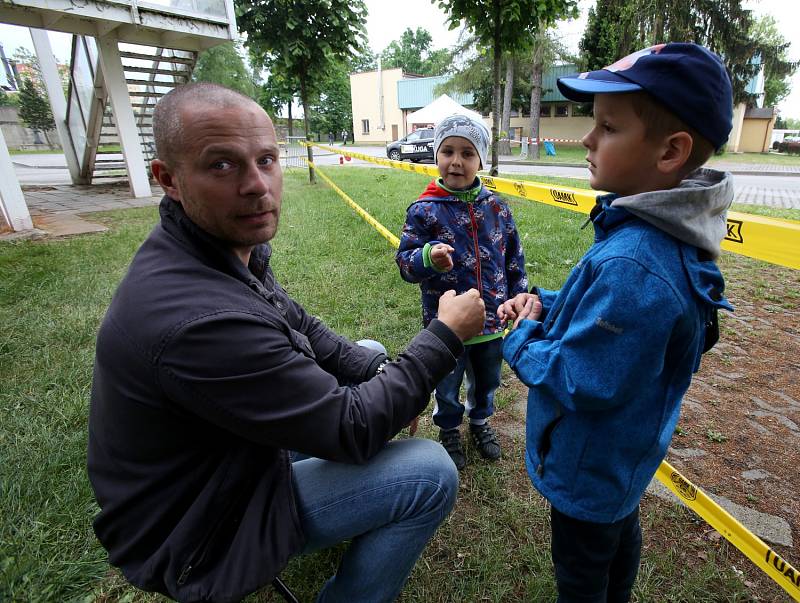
498, 43, 734, 602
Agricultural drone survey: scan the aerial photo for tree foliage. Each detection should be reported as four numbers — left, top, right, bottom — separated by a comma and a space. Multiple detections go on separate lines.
438, 0, 578, 174
308, 62, 353, 139
18, 78, 54, 144
749, 15, 797, 108
235, 0, 367, 182
578, 0, 796, 106
193, 42, 257, 98
380, 27, 452, 76
438, 40, 531, 114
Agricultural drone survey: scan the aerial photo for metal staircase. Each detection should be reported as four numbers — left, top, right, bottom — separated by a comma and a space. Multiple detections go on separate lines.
65, 37, 197, 183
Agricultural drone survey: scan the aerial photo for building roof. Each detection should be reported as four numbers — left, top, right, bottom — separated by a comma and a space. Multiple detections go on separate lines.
397, 75, 473, 109
541, 64, 579, 102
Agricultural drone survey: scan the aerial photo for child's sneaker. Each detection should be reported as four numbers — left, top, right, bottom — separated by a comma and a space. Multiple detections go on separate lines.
469, 422, 501, 460
439, 428, 466, 471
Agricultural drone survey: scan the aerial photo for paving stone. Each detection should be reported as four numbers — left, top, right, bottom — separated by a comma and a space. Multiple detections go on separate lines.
741, 469, 770, 481
750, 396, 784, 413
681, 398, 707, 414
745, 418, 771, 435
668, 447, 708, 459
773, 391, 800, 409
32, 213, 107, 237
646, 478, 793, 547
749, 410, 799, 433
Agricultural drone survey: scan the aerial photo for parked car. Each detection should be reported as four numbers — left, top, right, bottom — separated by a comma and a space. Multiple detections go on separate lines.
777, 138, 800, 155
386, 128, 435, 162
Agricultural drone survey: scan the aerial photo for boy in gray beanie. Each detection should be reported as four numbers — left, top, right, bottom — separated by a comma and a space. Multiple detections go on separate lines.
395, 114, 528, 470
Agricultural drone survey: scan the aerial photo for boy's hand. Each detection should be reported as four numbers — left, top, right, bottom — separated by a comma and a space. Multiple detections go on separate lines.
437, 289, 485, 341
430, 243, 455, 272
498, 293, 542, 329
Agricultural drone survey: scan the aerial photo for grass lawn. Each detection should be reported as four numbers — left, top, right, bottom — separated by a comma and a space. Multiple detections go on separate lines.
1, 167, 795, 602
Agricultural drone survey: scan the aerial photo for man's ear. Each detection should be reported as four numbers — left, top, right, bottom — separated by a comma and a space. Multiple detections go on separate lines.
151, 159, 181, 201
657, 131, 693, 176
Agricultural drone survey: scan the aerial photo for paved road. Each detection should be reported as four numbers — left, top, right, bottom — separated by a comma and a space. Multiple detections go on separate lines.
12, 149, 800, 210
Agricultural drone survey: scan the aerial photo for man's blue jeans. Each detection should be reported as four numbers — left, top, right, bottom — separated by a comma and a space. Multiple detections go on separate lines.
432, 337, 504, 430
291, 438, 458, 603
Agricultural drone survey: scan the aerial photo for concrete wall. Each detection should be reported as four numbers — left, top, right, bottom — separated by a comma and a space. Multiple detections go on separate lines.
0, 106, 59, 150
350, 68, 406, 144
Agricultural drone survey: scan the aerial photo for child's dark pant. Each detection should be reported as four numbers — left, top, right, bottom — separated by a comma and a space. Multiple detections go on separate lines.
550, 506, 641, 603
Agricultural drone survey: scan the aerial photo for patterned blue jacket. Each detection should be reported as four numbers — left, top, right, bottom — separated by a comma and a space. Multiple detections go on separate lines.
396, 179, 528, 339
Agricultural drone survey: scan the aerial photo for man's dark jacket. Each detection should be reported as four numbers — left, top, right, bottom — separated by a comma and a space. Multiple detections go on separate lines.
87, 197, 463, 603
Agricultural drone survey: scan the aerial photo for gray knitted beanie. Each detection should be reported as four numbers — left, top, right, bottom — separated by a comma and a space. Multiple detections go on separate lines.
434, 114, 490, 169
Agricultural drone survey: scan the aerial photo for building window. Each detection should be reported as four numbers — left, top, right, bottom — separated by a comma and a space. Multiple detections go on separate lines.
540, 105, 552, 118
555, 104, 569, 117
572, 102, 593, 117
362, 119, 370, 134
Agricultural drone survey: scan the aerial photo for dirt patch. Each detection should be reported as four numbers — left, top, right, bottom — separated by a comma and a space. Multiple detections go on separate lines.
491, 251, 800, 601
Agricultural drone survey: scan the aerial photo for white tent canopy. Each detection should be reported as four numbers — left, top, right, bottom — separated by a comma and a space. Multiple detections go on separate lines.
405, 94, 483, 130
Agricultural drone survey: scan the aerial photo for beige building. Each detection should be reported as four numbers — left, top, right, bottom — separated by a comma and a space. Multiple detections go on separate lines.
728, 105, 776, 153
349, 68, 408, 144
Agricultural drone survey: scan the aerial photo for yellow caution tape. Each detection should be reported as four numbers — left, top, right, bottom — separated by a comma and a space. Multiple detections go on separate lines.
657, 462, 800, 601
302, 156, 800, 599
304, 142, 800, 271
722, 210, 800, 270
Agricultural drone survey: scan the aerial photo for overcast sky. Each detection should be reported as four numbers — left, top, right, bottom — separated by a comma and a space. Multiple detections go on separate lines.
1, 0, 799, 117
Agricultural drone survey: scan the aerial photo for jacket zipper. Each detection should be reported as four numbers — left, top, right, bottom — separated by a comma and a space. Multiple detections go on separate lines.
467, 204, 482, 294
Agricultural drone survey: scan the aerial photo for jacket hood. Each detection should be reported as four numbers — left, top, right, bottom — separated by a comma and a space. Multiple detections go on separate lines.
415, 178, 492, 204
610, 168, 733, 259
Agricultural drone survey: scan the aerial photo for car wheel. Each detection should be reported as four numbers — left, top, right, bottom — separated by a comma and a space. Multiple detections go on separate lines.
389, 150, 401, 161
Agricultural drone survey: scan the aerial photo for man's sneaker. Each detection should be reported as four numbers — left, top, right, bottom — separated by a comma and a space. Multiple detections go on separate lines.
439, 428, 466, 471
469, 422, 501, 460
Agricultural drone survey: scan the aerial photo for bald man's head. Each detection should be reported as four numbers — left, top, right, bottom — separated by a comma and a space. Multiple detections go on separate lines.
152, 82, 266, 167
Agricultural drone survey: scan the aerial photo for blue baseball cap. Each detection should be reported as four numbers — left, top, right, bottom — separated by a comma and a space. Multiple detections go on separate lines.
557, 43, 733, 150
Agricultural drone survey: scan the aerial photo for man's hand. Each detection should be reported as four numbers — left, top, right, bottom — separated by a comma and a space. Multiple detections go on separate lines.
437, 289, 485, 341
430, 243, 455, 272
497, 293, 542, 329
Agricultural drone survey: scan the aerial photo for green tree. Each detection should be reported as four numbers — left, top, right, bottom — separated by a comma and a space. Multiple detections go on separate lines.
750, 15, 797, 108
380, 27, 452, 76
527, 27, 570, 158
18, 78, 55, 146
578, 0, 795, 106
257, 67, 297, 135
438, 0, 578, 174
351, 48, 378, 72
193, 42, 257, 98
0, 89, 17, 106
236, 0, 368, 182
785, 117, 800, 130
308, 63, 352, 140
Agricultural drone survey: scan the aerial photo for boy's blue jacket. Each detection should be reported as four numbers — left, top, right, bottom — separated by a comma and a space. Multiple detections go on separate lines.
503, 168, 734, 523
396, 179, 528, 336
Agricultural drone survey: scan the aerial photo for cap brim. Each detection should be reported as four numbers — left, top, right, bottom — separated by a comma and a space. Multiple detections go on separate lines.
557, 73, 643, 102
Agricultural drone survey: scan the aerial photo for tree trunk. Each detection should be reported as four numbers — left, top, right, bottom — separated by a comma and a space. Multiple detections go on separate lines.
499, 57, 514, 155
528, 56, 543, 160
299, 76, 315, 184
287, 101, 293, 137
490, 0, 502, 176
